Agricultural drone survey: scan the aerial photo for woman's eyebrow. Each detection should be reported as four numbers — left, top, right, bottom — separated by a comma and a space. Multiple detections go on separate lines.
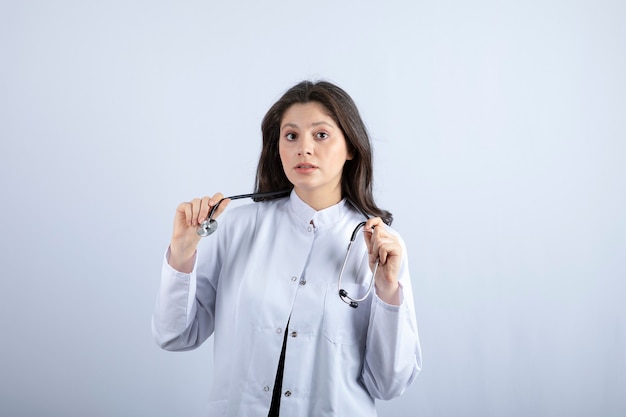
280, 121, 335, 130
311, 121, 335, 128
281, 122, 299, 130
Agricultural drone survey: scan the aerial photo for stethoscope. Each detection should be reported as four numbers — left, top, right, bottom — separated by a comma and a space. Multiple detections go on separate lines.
196, 190, 378, 308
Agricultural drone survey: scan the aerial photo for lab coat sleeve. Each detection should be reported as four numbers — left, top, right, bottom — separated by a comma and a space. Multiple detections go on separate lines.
151, 247, 217, 351
361, 239, 422, 400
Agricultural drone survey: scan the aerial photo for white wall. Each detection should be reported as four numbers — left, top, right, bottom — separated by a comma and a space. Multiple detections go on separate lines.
1, 1, 624, 416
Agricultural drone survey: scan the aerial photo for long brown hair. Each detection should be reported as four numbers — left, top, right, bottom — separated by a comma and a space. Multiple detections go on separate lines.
254, 80, 392, 225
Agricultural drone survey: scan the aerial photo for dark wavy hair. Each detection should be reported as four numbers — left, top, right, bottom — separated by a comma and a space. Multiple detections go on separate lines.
254, 80, 392, 225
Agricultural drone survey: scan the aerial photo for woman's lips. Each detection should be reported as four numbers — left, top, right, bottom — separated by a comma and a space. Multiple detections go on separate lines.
294, 163, 318, 172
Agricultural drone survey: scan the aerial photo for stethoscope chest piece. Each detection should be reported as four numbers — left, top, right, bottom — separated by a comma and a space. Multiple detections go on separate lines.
197, 219, 218, 237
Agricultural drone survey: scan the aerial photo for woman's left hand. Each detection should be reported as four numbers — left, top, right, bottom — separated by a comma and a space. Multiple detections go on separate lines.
363, 217, 402, 306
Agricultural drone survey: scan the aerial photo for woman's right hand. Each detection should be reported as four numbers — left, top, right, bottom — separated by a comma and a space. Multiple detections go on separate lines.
168, 193, 230, 273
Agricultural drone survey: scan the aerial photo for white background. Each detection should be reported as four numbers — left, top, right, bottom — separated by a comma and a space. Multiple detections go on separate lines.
1, 1, 624, 416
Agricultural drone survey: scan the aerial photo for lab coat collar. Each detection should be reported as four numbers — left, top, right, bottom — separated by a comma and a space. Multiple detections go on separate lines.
288, 190, 348, 229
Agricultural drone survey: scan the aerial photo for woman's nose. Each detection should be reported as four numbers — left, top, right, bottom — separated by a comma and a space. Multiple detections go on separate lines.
297, 136, 314, 155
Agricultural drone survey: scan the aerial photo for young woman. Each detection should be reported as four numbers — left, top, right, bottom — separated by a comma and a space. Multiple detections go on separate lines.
152, 81, 421, 416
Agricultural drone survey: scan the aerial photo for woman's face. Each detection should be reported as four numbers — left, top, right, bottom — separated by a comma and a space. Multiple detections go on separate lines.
278, 102, 352, 209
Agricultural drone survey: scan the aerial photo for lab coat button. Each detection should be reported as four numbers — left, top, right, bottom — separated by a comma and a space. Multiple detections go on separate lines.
291, 331, 297, 338
307, 226, 312, 232
291, 276, 298, 282
264, 386, 270, 392
299, 279, 306, 286
284, 390, 292, 397
276, 328, 282, 334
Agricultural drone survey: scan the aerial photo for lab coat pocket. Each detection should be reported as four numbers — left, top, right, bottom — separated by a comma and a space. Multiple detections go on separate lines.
322, 283, 369, 346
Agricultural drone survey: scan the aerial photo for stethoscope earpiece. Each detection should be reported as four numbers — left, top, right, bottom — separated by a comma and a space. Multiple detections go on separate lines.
338, 289, 359, 308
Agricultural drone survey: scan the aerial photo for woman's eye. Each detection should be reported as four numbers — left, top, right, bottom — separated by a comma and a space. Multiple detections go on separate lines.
316, 132, 329, 139
285, 133, 297, 141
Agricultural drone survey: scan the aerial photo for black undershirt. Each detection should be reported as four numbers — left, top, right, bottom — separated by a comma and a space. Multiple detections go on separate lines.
268, 321, 289, 417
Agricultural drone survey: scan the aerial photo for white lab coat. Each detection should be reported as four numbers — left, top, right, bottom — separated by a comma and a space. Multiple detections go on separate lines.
152, 191, 421, 416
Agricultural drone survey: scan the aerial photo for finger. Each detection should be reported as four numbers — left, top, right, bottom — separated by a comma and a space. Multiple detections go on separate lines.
377, 242, 389, 265
198, 192, 227, 224
372, 229, 400, 267
211, 197, 231, 219
368, 234, 382, 266
205, 192, 230, 219
379, 236, 403, 267
185, 202, 194, 226
362, 226, 374, 254
364, 217, 384, 233
210, 192, 224, 203
371, 237, 387, 266
176, 201, 193, 227
369, 220, 386, 257
198, 196, 213, 225
362, 217, 383, 253
189, 198, 202, 225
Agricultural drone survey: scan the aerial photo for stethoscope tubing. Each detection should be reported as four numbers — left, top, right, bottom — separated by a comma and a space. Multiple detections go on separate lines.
197, 190, 290, 237
196, 190, 378, 308
338, 222, 378, 308
208, 190, 291, 219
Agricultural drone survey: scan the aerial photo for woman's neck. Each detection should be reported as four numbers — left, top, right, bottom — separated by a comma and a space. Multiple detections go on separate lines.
293, 187, 342, 211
